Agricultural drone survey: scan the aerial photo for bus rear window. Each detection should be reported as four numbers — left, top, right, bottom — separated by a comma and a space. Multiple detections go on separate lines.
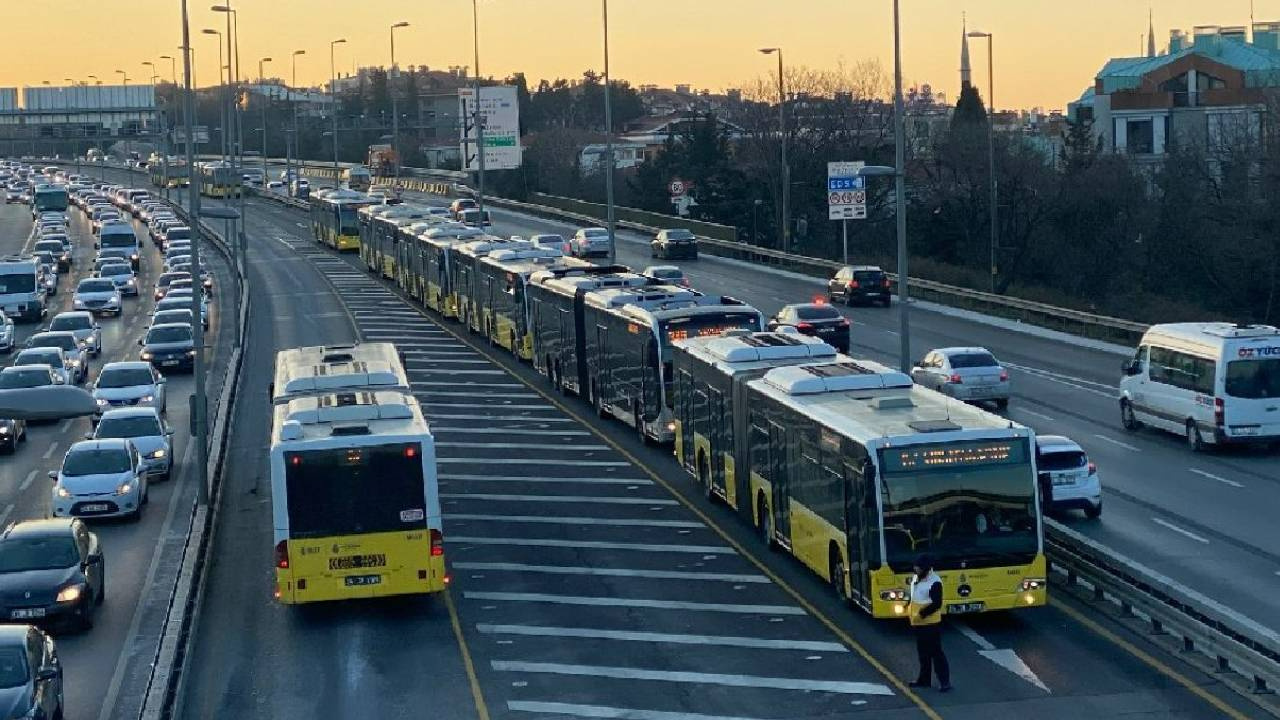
1225, 358, 1280, 399
284, 444, 427, 538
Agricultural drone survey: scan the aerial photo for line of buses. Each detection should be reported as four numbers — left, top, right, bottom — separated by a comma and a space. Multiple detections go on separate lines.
147, 160, 241, 198
297, 190, 1049, 618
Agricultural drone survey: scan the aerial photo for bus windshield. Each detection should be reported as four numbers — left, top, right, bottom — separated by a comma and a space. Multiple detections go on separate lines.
284, 444, 428, 539
879, 439, 1039, 573
338, 206, 361, 235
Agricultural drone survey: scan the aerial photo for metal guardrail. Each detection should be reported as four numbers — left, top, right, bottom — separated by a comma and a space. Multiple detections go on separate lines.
1046, 519, 1279, 713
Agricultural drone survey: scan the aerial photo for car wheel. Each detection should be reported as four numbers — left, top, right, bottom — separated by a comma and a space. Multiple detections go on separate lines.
1186, 421, 1206, 452
995, 398, 1009, 411
1120, 400, 1141, 431
1084, 503, 1102, 519
845, 291, 855, 307
78, 600, 95, 631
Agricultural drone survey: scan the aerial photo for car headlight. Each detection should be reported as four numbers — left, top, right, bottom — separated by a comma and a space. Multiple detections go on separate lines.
69, 359, 80, 368
126, 278, 135, 286
116, 480, 135, 496
139, 394, 154, 403
186, 349, 196, 357
55, 584, 84, 603
95, 397, 108, 406
148, 449, 166, 459
140, 351, 153, 360
55, 486, 71, 498
131, 253, 139, 261
0, 426, 9, 435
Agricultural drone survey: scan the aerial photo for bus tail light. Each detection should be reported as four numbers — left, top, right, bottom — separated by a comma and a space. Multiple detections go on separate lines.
274, 540, 290, 569
882, 277, 891, 288
404, 445, 417, 458
999, 369, 1009, 382
1214, 397, 1224, 427
430, 529, 445, 557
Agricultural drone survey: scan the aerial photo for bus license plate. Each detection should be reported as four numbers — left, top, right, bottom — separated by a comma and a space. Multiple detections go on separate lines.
344, 575, 381, 587
11, 608, 45, 619
946, 602, 985, 614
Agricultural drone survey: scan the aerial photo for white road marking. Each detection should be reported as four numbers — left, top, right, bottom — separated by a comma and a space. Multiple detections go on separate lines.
42, 442, 58, 459
294, 222, 305, 228
1188, 468, 1243, 488
1014, 407, 1058, 424
0, 504, 13, 527
426, 412, 574, 423
450, 536, 730, 554
491, 661, 894, 696
438, 459, 633, 468
478, 624, 847, 652
442, 492, 672, 504
437, 441, 610, 451
19, 471, 37, 492
1091, 434, 1140, 452
420, 403, 555, 411
1003, 362, 1116, 399
508, 701, 769, 720
466, 590, 793, 612
58, 419, 73, 433
456, 563, 767, 584
449, 514, 700, 528
434, 427, 592, 438
955, 624, 1050, 693
441, 474, 647, 484
1152, 518, 1209, 544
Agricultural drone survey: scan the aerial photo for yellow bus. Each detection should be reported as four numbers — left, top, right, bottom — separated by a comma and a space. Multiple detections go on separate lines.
472, 246, 588, 359
269, 389, 447, 604
198, 162, 240, 198
449, 235, 525, 334
358, 205, 441, 281
416, 225, 484, 318
672, 335, 1047, 618
310, 190, 374, 252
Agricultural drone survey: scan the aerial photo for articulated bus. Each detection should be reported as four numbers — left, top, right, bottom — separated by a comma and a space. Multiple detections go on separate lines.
472, 247, 588, 358
311, 189, 374, 252
449, 235, 526, 333
580, 286, 764, 442
198, 162, 241, 198
359, 205, 440, 281
672, 333, 1047, 618
417, 226, 485, 317
148, 159, 188, 188
269, 389, 447, 604
270, 342, 410, 405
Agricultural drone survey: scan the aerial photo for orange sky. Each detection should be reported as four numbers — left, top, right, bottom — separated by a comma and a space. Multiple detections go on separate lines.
0, 1, 1268, 110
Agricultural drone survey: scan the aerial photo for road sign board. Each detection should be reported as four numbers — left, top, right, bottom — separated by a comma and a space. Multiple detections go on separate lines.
828, 161, 867, 220
669, 179, 687, 196
459, 85, 522, 171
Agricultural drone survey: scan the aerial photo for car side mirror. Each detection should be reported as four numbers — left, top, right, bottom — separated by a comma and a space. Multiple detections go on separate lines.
137, 338, 144, 346
86, 553, 103, 565
36, 666, 57, 682
84, 432, 93, 440
1122, 359, 1143, 376
47, 471, 57, 480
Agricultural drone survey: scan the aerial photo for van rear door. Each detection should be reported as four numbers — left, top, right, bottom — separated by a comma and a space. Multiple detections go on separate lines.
1222, 341, 1280, 440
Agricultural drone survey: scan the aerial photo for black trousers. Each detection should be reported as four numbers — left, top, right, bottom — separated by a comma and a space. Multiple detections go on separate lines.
914, 623, 950, 685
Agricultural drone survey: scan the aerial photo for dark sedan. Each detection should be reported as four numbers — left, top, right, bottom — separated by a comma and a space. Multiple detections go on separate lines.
0, 625, 64, 720
650, 228, 699, 260
827, 265, 892, 307
766, 302, 851, 352
0, 519, 104, 631
138, 323, 196, 372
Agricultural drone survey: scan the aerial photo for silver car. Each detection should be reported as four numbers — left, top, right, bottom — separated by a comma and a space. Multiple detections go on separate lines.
25, 332, 88, 384
911, 346, 1010, 410
73, 278, 123, 316
50, 439, 149, 521
571, 227, 611, 258
13, 347, 71, 386
97, 263, 139, 296
91, 361, 167, 421
0, 310, 14, 353
48, 311, 102, 357
91, 407, 173, 480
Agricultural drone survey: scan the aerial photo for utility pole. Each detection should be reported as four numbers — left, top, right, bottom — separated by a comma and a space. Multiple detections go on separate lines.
602, 0, 616, 263
180, 0, 209, 506
390, 21, 409, 182
471, 0, 486, 226
260, 58, 272, 187
330, 38, 347, 188
290, 50, 305, 195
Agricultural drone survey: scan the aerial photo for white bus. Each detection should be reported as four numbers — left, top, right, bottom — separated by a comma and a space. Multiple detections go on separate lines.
0, 257, 46, 322
1120, 322, 1280, 450
269, 389, 446, 604
270, 343, 410, 405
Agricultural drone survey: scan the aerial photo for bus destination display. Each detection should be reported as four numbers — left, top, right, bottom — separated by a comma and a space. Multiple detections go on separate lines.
881, 439, 1026, 472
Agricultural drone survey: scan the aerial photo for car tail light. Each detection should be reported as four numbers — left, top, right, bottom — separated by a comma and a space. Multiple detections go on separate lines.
839, 318, 850, 327
274, 540, 289, 569
1088, 462, 1097, 476
795, 322, 814, 331
949, 373, 963, 384
882, 278, 891, 288
1214, 397, 1224, 427
430, 529, 445, 557
999, 369, 1009, 382
848, 280, 860, 289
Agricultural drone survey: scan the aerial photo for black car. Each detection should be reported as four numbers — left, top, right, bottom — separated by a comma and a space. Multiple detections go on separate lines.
0, 417, 26, 453
827, 265, 891, 306
0, 519, 104, 631
766, 303, 851, 352
0, 625, 64, 720
650, 228, 699, 260
138, 323, 196, 372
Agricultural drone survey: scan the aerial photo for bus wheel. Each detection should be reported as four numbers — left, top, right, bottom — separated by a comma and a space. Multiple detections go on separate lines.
830, 549, 849, 603
1120, 400, 1141, 431
756, 496, 774, 549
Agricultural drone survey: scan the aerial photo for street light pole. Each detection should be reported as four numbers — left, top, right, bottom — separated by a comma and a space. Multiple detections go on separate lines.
390, 21, 409, 182
968, 30, 998, 293
470, 0, 487, 228
179, 0, 209, 506
145, 61, 169, 201
330, 38, 347, 188
115, 71, 131, 161
602, 0, 616, 263
260, 57, 272, 186
759, 48, 789, 250
202, 29, 225, 160
892, 0, 910, 371
290, 50, 305, 194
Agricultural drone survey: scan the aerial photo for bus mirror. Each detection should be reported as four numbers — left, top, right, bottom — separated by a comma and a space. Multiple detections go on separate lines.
1122, 359, 1142, 376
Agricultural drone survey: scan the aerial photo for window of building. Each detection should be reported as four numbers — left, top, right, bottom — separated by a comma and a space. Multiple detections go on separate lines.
1197, 73, 1227, 91
1126, 119, 1154, 154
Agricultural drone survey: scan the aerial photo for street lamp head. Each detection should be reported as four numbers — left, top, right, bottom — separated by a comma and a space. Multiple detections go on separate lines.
142, 61, 154, 67
160, 54, 173, 60
202, 28, 219, 35
262, 57, 273, 63
758, 48, 778, 55
967, 30, 992, 38
332, 38, 347, 45
293, 49, 306, 56
392, 21, 410, 28
210, 4, 233, 12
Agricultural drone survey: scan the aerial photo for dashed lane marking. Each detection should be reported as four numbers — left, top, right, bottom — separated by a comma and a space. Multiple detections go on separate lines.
449, 536, 731, 554
1188, 468, 1243, 488
449, 514, 699, 529
19, 471, 37, 492
442, 492, 671, 504
455, 564, 768, 584
490, 661, 894, 696
441, 474, 646, 484
507, 701, 769, 720
477, 624, 849, 652
463, 590, 795, 611
1152, 517, 1210, 544
1092, 434, 1140, 452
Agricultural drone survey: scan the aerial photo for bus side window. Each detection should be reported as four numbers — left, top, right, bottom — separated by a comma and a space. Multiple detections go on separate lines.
749, 422, 769, 480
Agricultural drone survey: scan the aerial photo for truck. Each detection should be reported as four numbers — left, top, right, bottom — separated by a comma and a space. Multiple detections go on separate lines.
367, 144, 399, 178
342, 166, 373, 192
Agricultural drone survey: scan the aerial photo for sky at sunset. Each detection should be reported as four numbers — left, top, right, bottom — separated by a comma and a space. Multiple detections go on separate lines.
0, 0, 1269, 111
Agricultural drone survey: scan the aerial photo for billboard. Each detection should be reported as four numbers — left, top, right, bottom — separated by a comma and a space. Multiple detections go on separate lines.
458, 85, 521, 171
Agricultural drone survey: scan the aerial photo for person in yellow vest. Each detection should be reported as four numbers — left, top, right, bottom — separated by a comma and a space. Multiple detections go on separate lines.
907, 553, 952, 692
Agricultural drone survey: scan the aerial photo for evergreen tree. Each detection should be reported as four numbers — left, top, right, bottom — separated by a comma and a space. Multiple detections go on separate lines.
951, 85, 988, 129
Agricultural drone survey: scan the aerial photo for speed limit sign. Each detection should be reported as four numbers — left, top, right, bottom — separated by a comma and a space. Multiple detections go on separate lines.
669, 179, 687, 196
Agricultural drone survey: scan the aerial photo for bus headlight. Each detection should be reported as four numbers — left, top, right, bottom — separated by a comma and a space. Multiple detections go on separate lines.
1019, 578, 1046, 592
879, 588, 907, 602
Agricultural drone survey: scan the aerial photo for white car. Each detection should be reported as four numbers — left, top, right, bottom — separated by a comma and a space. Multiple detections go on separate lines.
1035, 435, 1102, 519
73, 278, 123, 316
92, 361, 167, 421
570, 227, 611, 258
48, 311, 103, 357
157, 292, 208, 329
0, 310, 14, 353
527, 234, 571, 254
91, 407, 173, 480
97, 263, 139, 296
25, 331, 88, 384
50, 439, 149, 521
910, 347, 1011, 411
12, 347, 71, 385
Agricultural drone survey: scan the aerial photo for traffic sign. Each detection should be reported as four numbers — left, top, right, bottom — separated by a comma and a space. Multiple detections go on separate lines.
828, 161, 867, 220
669, 179, 688, 197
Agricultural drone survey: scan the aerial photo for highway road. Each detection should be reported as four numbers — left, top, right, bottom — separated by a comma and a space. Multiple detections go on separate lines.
160, 188, 1253, 720
0, 187, 234, 720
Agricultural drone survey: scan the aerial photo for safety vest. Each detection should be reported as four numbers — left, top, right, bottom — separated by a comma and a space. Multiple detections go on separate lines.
908, 572, 943, 626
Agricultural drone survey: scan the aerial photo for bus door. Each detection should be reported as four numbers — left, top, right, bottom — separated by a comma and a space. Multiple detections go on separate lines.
557, 307, 574, 391
674, 369, 694, 469
708, 387, 726, 495
844, 460, 877, 603
594, 324, 610, 407
769, 422, 792, 546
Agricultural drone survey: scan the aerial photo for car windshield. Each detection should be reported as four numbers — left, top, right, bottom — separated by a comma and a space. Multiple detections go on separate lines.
795, 305, 842, 320
0, 646, 27, 689
100, 233, 136, 248
98, 367, 155, 388
50, 315, 92, 332
879, 438, 1039, 572
167, 228, 192, 240
584, 229, 608, 237
0, 370, 51, 388
665, 230, 694, 240
35, 242, 62, 253
152, 312, 192, 325
29, 335, 75, 351
97, 415, 162, 439
101, 265, 131, 277
147, 326, 191, 344
16, 350, 59, 366
0, 536, 79, 573
1038, 450, 1088, 472
63, 448, 131, 475
650, 269, 682, 279
0, 274, 36, 294
79, 280, 115, 293
1225, 358, 1280, 399
854, 270, 885, 282
949, 352, 999, 369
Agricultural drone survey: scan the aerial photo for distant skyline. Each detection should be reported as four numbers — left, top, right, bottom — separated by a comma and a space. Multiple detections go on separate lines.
0, 1, 1272, 110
